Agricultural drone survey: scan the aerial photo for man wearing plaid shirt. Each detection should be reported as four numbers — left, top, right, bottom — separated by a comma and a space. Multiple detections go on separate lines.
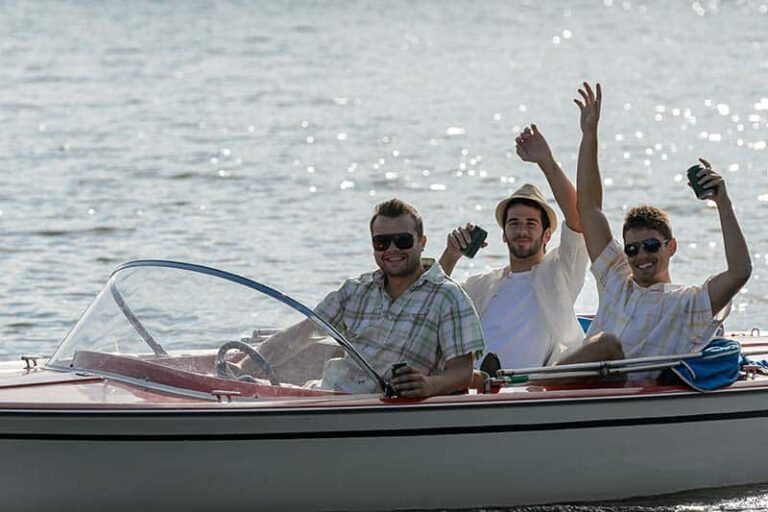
315, 198, 485, 396
559, 82, 751, 367
245, 198, 485, 396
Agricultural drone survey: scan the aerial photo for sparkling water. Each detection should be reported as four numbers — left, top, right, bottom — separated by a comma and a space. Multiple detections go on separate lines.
1, 1, 767, 508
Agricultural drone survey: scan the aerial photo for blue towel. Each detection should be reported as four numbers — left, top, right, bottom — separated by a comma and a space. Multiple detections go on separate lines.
577, 316, 593, 333
669, 338, 742, 392
740, 353, 768, 372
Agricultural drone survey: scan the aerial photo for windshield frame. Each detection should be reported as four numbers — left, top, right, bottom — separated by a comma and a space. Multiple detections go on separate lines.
50, 259, 388, 393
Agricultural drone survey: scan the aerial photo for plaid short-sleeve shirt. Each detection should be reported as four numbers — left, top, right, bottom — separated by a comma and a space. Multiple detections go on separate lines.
586, 240, 729, 358
315, 261, 485, 392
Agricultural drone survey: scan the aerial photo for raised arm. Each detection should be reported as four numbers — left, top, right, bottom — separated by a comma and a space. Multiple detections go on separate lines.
574, 82, 612, 261
691, 159, 752, 315
516, 124, 581, 232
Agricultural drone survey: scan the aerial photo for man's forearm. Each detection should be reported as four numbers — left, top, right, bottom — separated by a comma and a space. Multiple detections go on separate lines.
438, 250, 459, 276
718, 197, 752, 282
707, 193, 752, 315
539, 155, 580, 232
425, 357, 473, 395
576, 129, 613, 261
576, 131, 602, 211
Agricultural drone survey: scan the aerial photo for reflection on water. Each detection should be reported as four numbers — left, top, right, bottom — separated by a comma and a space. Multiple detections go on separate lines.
0, 1, 767, 508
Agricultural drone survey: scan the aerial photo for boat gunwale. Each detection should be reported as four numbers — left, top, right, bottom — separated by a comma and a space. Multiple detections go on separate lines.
2, 370, 768, 414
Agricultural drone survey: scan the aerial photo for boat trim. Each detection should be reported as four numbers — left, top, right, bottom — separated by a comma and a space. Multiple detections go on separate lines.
1, 407, 768, 441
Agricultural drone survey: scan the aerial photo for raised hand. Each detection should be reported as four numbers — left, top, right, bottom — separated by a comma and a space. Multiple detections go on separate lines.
446, 223, 486, 255
573, 82, 602, 134
439, 223, 487, 275
516, 124, 554, 166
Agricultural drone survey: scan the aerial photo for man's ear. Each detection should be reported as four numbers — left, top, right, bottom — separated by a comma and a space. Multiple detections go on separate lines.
668, 237, 677, 257
502, 232, 508, 244
418, 235, 427, 250
542, 227, 552, 245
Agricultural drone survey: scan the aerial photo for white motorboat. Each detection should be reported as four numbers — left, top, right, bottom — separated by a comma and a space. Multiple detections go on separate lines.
1, 260, 767, 512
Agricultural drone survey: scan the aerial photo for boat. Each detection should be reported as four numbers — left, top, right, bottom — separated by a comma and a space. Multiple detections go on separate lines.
2, 259, 768, 512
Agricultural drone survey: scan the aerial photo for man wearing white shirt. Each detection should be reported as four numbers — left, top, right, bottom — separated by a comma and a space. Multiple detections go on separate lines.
439, 125, 589, 373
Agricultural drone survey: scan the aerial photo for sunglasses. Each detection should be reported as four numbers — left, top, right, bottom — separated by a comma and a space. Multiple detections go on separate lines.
623, 238, 669, 258
372, 233, 415, 251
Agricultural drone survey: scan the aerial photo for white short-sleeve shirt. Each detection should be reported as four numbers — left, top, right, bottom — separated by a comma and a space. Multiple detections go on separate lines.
586, 240, 729, 358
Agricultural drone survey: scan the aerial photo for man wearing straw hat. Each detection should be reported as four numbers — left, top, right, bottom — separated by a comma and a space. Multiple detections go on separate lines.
439, 125, 589, 373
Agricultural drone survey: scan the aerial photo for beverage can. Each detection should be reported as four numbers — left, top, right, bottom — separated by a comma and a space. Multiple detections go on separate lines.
686, 165, 715, 200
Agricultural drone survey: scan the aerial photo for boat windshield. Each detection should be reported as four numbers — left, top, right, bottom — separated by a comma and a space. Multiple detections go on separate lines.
48, 260, 386, 396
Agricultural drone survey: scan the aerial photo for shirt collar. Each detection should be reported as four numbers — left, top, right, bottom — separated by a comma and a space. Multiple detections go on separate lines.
632, 280, 683, 293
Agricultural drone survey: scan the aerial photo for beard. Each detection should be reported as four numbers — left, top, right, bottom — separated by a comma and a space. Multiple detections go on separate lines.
507, 236, 544, 260
378, 252, 423, 278
387, 256, 422, 277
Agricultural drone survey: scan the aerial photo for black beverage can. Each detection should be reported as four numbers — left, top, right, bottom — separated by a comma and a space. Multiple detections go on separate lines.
462, 226, 488, 258
686, 165, 715, 200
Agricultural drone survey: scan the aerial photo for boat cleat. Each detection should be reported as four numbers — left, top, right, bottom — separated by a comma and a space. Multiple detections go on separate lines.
20, 355, 44, 372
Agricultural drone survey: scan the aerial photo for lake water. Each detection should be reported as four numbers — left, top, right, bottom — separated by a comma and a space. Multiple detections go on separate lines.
1, 0, 767, 510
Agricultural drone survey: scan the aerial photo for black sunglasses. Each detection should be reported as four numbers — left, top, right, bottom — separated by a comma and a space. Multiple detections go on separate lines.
623, 238, 669, 258
372, 233, 415, 251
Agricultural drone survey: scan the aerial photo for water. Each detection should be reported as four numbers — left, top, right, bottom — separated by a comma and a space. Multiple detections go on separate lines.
0, 0, 767, 509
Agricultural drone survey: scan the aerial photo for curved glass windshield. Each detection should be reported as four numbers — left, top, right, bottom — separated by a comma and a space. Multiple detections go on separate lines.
49, 261, 385, 398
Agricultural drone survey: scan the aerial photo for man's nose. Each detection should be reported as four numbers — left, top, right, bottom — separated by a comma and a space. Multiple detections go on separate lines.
512, 224, 528, 235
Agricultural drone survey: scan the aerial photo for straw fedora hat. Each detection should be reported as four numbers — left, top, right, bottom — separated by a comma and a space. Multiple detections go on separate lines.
494, 183, 558, 233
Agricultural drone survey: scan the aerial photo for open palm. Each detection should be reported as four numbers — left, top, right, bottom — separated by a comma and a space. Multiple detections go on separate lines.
516, 124, 552, 165
574, 82, 602, 133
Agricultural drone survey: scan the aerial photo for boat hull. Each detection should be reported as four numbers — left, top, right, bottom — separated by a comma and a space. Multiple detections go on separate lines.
3, 383, 768, 511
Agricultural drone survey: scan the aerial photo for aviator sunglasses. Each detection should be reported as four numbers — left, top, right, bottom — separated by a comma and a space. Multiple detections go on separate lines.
623, 238, 669, 258
372, 233, 415, 251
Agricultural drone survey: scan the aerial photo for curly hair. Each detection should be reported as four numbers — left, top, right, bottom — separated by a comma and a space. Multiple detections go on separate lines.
622, 205, 673, 240
370, 198, 424, 237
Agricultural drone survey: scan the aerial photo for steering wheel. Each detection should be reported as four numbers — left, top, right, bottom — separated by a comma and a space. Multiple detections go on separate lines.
215, 340, 281, 386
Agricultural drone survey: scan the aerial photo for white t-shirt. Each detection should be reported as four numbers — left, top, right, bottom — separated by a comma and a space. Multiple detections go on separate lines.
461, 224, 589, 368
480, 271, 549, 368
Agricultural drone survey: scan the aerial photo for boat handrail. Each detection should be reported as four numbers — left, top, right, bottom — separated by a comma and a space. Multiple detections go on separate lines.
496, 348, 768, 385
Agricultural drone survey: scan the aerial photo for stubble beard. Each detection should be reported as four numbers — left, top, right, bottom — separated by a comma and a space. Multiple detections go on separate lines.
381, 253, 422, 278
508, 237, 543, 260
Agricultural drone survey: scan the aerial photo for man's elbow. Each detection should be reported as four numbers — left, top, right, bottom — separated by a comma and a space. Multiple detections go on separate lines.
733, 263, 753, 287
455, 365, 474, 391
444, 356, 474, 394
721, 263, 753, 298
576, 198, 593, 216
